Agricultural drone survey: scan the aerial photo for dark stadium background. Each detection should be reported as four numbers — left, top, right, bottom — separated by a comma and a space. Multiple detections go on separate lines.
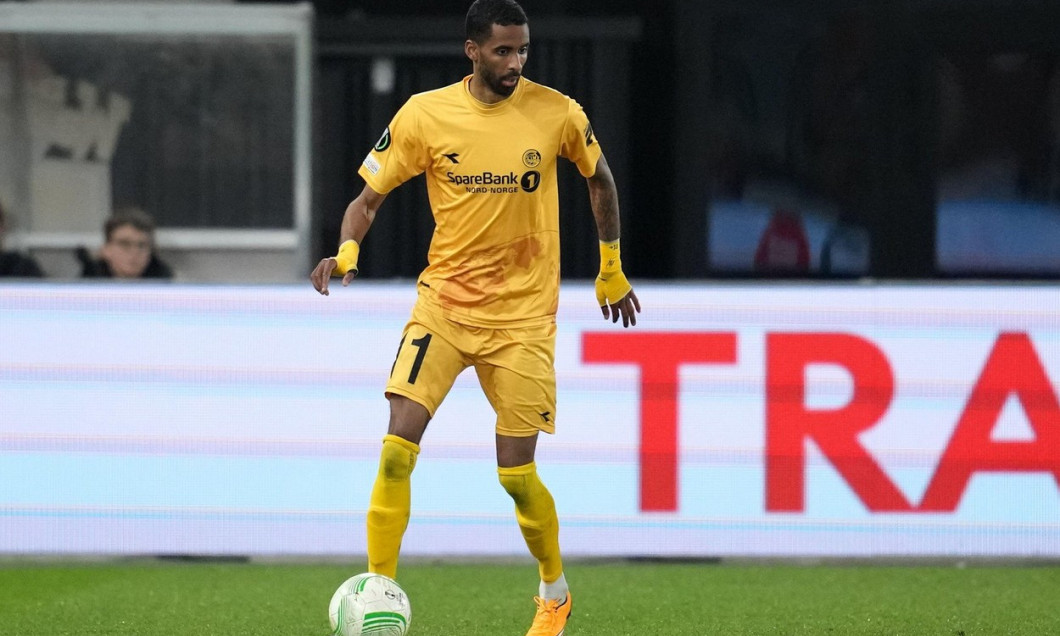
230, 0, 1060, 281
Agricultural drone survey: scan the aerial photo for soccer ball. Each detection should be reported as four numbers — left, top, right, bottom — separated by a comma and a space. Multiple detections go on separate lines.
328, 572, 412, 636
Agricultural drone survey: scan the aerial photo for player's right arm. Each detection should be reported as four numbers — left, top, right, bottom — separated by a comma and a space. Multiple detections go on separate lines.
313, 95, 425, 295
310, 183, 388, 296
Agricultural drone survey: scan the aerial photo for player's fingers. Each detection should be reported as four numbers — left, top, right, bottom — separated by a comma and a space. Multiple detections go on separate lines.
343, 271, 357, 286
600, 304, 610, 320
310, 263, 330, 295
629, 289, 641, 314
625, 298, 637, 327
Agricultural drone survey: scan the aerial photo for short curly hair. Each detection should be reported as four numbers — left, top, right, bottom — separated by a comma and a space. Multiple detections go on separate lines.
465, 0, 527, 44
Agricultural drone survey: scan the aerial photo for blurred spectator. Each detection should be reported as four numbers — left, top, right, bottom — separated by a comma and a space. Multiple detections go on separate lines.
0, 200, 44, 278
936, 53, 1055, 202
78, 207, 173, 279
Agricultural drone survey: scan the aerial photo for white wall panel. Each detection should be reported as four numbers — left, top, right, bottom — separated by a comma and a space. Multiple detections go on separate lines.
1, 282, 1058, 557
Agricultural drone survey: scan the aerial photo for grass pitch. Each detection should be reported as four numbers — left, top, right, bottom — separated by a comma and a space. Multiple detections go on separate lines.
1, 558, 1057, 635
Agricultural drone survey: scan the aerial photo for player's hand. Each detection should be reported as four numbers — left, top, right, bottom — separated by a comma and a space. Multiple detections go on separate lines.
310, 257, 357, 296
595, 239, 640, 327
309, 255, 351, 294
311, 240, 360, 296
596, 273, 641, 327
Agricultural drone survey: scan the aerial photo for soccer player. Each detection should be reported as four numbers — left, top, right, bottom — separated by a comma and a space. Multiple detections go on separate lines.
309, 1, 640, 634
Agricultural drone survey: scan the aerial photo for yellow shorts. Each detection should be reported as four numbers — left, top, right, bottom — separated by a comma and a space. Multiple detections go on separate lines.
385, 302, 557, 437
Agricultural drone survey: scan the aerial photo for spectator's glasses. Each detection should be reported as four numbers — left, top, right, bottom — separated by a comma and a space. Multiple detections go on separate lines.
111, 238, 151, 252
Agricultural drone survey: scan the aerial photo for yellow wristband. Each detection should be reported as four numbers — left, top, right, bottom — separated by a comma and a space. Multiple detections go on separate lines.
595, 239, 631, 306
599, 239, 621, 275
333, 239, 360, 276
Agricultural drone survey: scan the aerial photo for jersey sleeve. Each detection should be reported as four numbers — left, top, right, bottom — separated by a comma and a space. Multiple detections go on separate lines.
357, 99, 429, 194
559, 98, 603, 178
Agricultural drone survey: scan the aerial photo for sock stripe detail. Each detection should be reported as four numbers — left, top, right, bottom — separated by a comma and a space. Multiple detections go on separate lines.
497, 461, 536, 477
382, 434, 420, 454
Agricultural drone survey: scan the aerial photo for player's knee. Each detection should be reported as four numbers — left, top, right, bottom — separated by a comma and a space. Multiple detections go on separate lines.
498, 472, 527, 499
498, 463, 538, 501
386, 395, 431, 442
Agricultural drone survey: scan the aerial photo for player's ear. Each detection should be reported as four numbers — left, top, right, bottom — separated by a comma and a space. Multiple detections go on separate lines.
465, 39, 478, 63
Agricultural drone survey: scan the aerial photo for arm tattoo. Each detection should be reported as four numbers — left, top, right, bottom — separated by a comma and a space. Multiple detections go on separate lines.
589, 174, 620, 242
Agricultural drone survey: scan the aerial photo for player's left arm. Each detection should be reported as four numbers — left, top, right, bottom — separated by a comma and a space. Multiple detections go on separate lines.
587, 153, 641, 327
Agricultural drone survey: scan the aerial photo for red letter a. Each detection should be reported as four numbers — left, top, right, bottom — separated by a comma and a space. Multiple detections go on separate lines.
920, 332, 1060, 511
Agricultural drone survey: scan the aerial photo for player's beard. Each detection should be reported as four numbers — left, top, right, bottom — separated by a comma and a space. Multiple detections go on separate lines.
481, 67, 519, 98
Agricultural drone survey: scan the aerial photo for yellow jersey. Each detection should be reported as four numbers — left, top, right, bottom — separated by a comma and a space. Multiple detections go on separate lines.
358, 75, 602, 328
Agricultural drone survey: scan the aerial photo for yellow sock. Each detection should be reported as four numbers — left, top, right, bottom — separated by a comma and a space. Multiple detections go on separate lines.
498, 462, 563, 583
366, 434, 419, 579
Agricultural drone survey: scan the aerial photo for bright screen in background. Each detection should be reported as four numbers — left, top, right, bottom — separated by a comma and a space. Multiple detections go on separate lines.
1, 282, 1059, 557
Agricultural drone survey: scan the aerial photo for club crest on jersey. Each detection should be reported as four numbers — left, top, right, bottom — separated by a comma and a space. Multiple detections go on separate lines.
522, 149, 542, 168
374, 127, 392, 152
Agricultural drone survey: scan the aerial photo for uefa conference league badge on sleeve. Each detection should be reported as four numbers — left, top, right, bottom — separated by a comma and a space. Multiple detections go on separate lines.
363, 126, 390, 175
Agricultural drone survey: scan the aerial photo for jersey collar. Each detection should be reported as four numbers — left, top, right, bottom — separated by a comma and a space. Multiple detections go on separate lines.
462, 74, 524, 115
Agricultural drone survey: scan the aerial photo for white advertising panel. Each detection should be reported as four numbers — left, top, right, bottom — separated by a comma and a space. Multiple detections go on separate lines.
1, 282, 1058, 557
